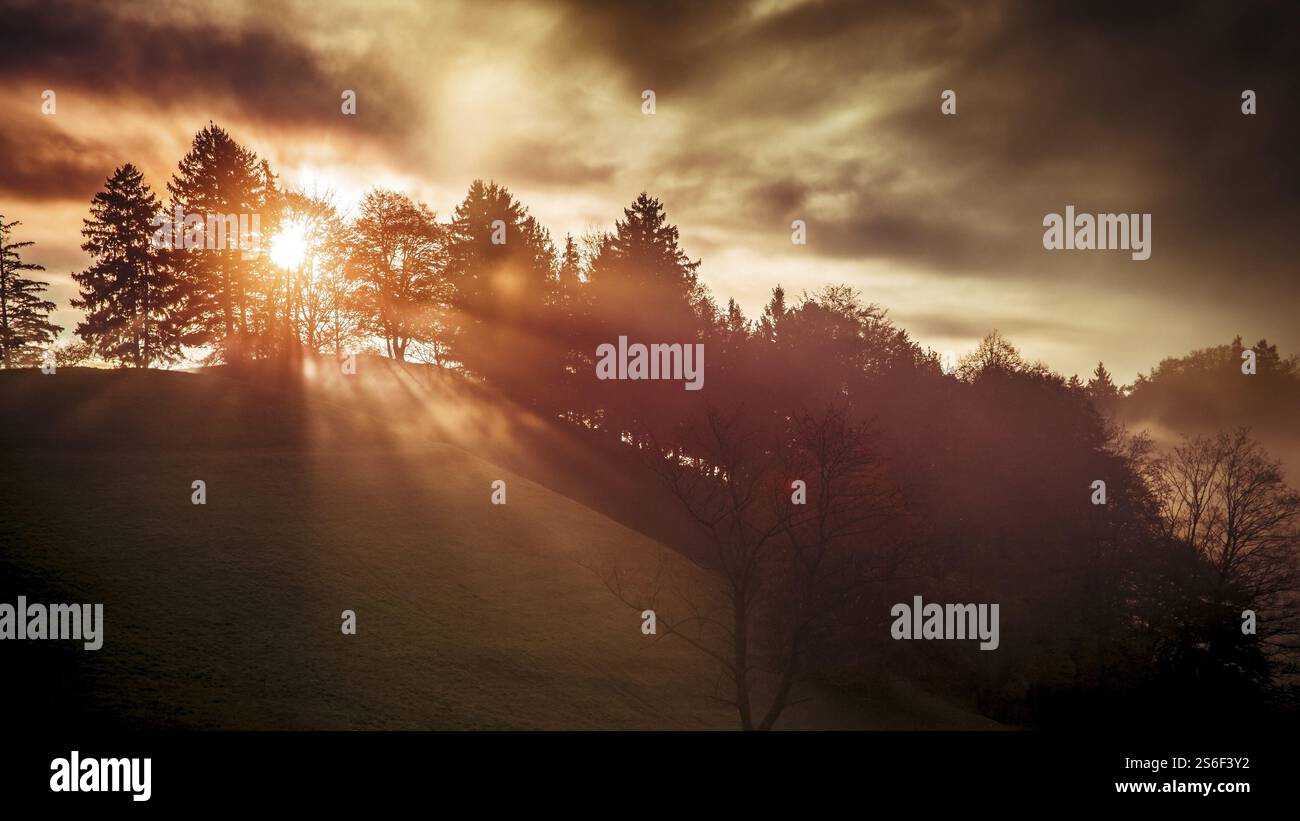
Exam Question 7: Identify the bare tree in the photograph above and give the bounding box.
[347,189,448,363]
[1151,428,1300,661]
[590,404,902,729]
[1151,432,1226,557]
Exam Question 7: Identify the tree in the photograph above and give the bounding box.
[1151,428,1300,672]
[756,285,787,344]
[274,192,359,358]
[347,189,447,363]
[593,405,901,730]
[166,123,274,362]
[957,330,1043,381]
[72,164,181,367]
[0,216,62,368]
[444,180,558,398]
[1086,362,1121,410]
[585,192,709,344]
[577,193,715,436]
[53,340,94,368]
[554,233,584,316]
[549,233,596,415]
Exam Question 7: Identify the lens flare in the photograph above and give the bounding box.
[270,220,309,269]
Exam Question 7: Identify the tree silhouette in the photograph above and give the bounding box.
[577,193,714,437]
[594,405,902,730]
[72,164,181,367]
[586,192,708,342]
[166,123,275,362]
[347,189,447,363]
[444,180,558,401]
[1143,428,1300,705]
[1152,429,1300,622]
[0,216,61,368]
[275,192,359,358]
[554,234,584,319]
[1086,361,1121,414]
[957,329,1045,382]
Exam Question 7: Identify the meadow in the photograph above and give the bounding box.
[0,367,997,730]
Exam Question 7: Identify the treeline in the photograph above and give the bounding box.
[1122,336,1300,433]
[1,124,726,408]
[611,325,1300,728]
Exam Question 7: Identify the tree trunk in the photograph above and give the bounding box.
[733,591,754,730]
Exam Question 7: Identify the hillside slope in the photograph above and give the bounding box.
[0,368,998,730]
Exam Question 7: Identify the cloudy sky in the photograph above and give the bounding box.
[2,0,1296,380]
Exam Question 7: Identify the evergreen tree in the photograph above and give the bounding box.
[586,192,709,343]
[575,194,715,438]
[1087,361,1121,405]
[723,298,748,338]
[555,234,583,315]
[446,180,555,331]
[0,216,62,368]
[756,284,787,344]
[72,164,180,367]
[247,158,287,358]
[166,123,272,362]
[444,180,557,394]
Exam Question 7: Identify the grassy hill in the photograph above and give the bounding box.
[0,366,999,730]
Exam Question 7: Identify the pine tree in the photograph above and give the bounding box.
[757,284,787,344]
[72,164,180,367]
[1087,361,1121,403]
[724,298,748,335]
[446,180,555,328]
[586,192,707,340]
[444,180,556,384]
[166,123,271,362]
[247,158,286,358]
[0,216,62,368]
[555,234,583,314]
[552,233,588,353]
[576,194,714,438]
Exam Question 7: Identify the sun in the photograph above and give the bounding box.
[269,220,309,269]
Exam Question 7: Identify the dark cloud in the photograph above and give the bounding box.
[859,0,1300,290]
[547,0,1298,298]
[0,0,410,133]
[0,125,118,200]
[551,0,743,92]
[752,179,808,218]
[488,136,618,188]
